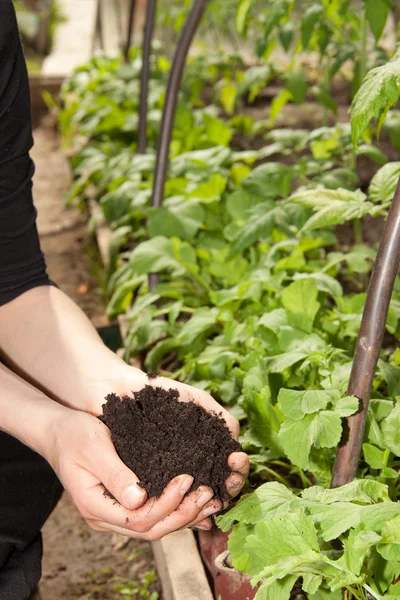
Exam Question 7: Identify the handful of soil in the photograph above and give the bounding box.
[100,385,242,501]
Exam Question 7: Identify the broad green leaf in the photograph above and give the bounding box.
[176,307,219,346]
[301,5,324,49]
[258,309,288,333]
[129,236,178,274]
[337,528,382,574]
[227,523,253,573]
[351,48,400,146]
[292,273,343,298]
[311,479,390,504]
[227,207,276,258]
[148,200,205,241]
[282,278,320,324]
[308,503,362,541]
[285,70,307,104]
[334,396,359,417]
[255,577,297,600]
[369,161,400,203]
[378,514,400,561]
[363,443,385,469]
[203,113,232,146]
[365,0,390,42]
[278,389,339,420]
[381,404,400,456]
[278,413,320,469]
[288,187,376,231]
[243,390,284,456]
[217,482,298,531]
[241,162,294,199]
[245,512,320,579]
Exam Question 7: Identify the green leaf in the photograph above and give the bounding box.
[309,479,390,504]
[243,389,284,456]
[269,89,293,126]
[378,514,400,561]
[255,577,297,600]
[278,389,339,420]
[351,48,400,146]
[307,502,362,541]
[235,0,252,34]
[278,411,342,470]
[148,200,205,241]
[203,113,232,146]
[288,187,376,231]
[217,482,298,531]
[301,5,324,49]
[282,278,320,328]
[365,0,390,42]
[285,70,307,104]
[129,236,178,275]
[362,443,385,469]
[227,205,276,258]
[176,307,219,346]
[241,162,294,199]
[369,161,400,203]
[381,404,400,456]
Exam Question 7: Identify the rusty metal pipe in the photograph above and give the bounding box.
[331,177,400,488]
[148,0,208,292]
[124,0,137,62]
[138,0,157,153]
[151,0,208,209]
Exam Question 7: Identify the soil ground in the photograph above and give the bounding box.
[32,115,160,600]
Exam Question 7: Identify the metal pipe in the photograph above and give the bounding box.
[148,0,208,291]
[331,178,400,488]
[124,0,137,62]
[138,0,157,154]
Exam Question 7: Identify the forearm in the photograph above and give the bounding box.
[0,361,68,457]
[0,286,140,413]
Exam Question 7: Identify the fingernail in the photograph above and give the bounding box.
[180,476,194,496]
[123,484,144,509]
[193,525,210,531]
[197,491,214,508]
[203,505,219,518]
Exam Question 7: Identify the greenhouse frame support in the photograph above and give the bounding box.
[331,177,400,488]
[149,0,208,291]
[138,0,157,154]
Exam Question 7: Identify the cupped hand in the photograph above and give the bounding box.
[47,409,230,540]
[86,365,250,529]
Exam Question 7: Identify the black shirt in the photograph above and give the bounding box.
[0,0,50,306]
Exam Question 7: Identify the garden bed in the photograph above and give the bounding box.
[58,3,400,596]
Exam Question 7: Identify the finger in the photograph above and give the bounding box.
[228,452,250,477]
[226,473,245,498]
[138,486,214,539]
[127,474,196,531]
[191,518,212,531]
[88,421,147,510]
[153,377,240,438]
[186,499,222,528]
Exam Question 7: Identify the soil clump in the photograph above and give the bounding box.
[100,385,241,501]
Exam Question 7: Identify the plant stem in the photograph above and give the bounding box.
[353,219,363,245]
[359,10,368,92]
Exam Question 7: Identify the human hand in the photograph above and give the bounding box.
[47,409,230,540]
[86,365,250,530]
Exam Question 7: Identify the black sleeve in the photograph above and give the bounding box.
[0,0,52,306]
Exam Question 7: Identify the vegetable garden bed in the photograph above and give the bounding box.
[58,1,400,598]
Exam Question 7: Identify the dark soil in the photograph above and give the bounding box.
[100,386,241,501]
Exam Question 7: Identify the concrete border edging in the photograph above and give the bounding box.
[88,201,215,600]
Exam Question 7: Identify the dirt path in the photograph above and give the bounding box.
[32,116,160,600]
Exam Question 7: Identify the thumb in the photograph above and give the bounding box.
[92,437,147,510]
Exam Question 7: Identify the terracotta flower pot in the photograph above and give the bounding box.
[214,550,258,600]
[198,528,258,600]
